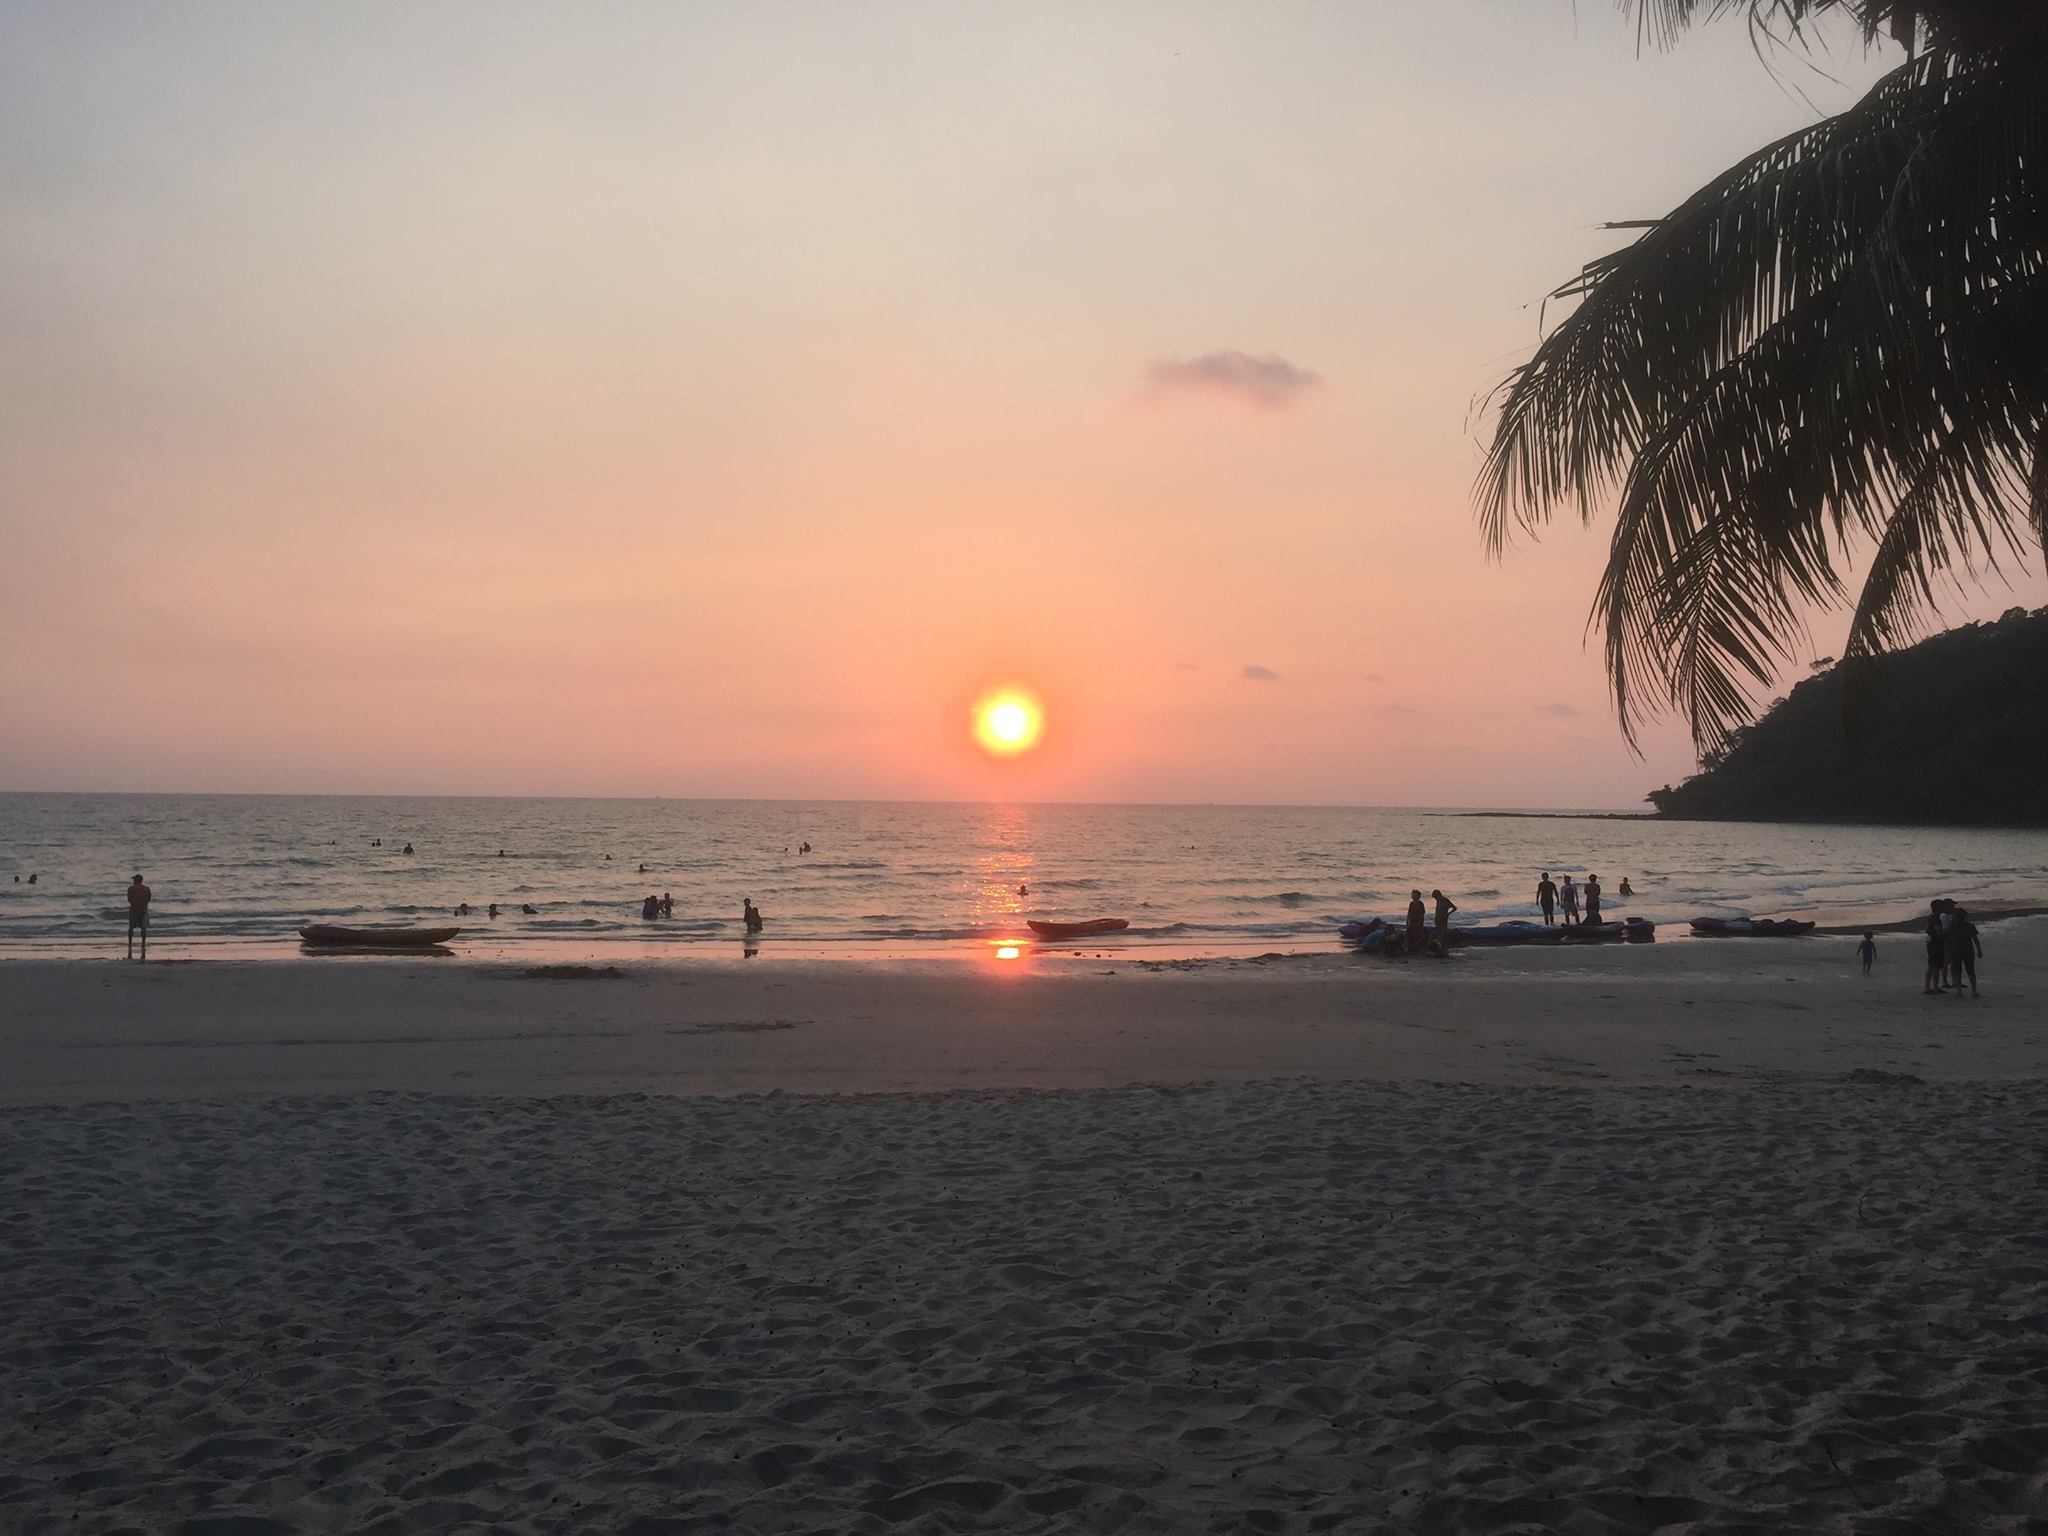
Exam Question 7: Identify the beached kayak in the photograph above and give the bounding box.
[1562,918,1658,943]
[1026,918,1129,940]
[1689,917,1815,938]
[1456,921,1568,946]
[299,925,461,947]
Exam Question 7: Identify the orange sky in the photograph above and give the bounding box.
[3,3,2039,806]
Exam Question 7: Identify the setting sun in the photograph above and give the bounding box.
[973,689,1044,757]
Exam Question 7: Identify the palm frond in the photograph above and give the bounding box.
[1478,44,2048,750]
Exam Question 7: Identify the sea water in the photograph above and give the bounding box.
[2,793,2045,957]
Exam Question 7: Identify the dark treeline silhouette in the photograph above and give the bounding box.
[1646,608,2048,825]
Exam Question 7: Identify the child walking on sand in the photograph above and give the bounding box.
[1857,931,1875,976]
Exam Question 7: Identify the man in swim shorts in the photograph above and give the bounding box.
[126,874,151,961]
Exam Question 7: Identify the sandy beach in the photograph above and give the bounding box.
[5,926,2047,1532]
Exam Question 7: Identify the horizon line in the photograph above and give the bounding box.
[0,787,1650,815]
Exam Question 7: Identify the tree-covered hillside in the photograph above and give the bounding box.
[1645,607,2048,825]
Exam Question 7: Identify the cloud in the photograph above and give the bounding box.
[1363,672,1386,684]
[1538,702,1579,718]
[1174,660,1200,671]
[1377,702,1422,716]
[1144,350,1322,411]
[1241,664,1281,682]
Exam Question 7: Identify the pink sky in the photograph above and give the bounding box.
[3,3,2038,807]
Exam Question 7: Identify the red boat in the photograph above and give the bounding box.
[1026,918,1130,940]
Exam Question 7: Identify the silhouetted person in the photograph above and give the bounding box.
[488,903,499,918]
[743,898,764,933]
[126,875,151,960]
[1536,872,1557,925]
[641,895,660,920]
[27,873,36,884]
[1405,890,1426,953]
[402,843,414,855]
[521,903,538,915]
[1432,889,1457,954]
[1948,906,1981,996]
[1858,931,1875,975]
[1018,884,1028,896]
[660,892,674,918]
[455,902,472,916]
[1923,901,1947,994]
[1618,877,1634,898]
[639,863,648,874]
[372,839,381,847]
[1584,875,1603,925]
[498,849,506,858]
[1560,875,1579,925]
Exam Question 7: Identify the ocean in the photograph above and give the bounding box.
[3,793,2045,958]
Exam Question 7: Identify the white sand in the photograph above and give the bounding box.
[3,926,2047,1532]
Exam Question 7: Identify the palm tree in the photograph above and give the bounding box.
[1478,1,2048,750]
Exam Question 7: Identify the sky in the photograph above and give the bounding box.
[3,1,2040,807]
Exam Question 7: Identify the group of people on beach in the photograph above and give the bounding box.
[1534,872,1630,926]
[1923,900,1983,997]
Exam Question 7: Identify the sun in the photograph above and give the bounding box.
[973,689,1043,757]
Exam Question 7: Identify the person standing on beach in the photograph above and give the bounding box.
[1923,903,1948,994]
[1405,890,1426,954]
[1584,875,1603,925]
[1858,931,1876,975]
[1948,907,1981,996]
[125,874,151,960]
[1431,889,1457,954]
[1560,875,1580,925]
[1537,873,1558,925]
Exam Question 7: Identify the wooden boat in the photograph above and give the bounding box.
[1026,918,1130,940]
[1689,917,1815,938]
[300,924,461,948]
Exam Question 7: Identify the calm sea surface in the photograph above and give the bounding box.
[3,794,2046,957]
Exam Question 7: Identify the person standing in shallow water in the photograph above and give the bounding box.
[1431,889,1457,955]
[125,874,151,961]
[1559,875,1580,925]
[1405,890,1426,953]
[1583,874,1603,926]
[1536,872,1558,925]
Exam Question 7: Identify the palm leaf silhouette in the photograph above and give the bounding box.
[1479,3,2048,749]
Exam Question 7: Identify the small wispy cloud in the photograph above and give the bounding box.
[1144,350,1322,412]
[1363,672,1386,684]
[1378,702,1422,717]
[1242,664,1281,682]
[1538,702,1579,718]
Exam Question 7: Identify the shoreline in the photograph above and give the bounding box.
[6,898,2044,966]
[5,916,2043,1106]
